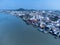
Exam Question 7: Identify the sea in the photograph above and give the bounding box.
[0,13,60,45]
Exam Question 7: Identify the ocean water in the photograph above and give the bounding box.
[0,13,60,45]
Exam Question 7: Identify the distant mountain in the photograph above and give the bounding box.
[16,8,26,11]
[16,8,36,11]
[27,9,36,11]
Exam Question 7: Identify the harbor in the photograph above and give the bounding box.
[1,0,60,45]
[1,9,60,38]
[0,11,60,45]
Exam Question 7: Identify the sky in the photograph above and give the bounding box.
[0,0,60,10]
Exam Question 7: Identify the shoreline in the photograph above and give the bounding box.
[1,10,60,39]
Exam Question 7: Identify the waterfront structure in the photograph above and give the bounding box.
[1,9,60,38]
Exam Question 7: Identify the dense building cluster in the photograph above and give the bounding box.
[20,10,60,38]
[1,9,60,38]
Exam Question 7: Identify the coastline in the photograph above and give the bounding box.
[0,9,60,39]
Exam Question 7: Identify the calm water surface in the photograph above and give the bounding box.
[0,13,60,45]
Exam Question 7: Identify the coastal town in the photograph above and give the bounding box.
[1,8,60,38]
